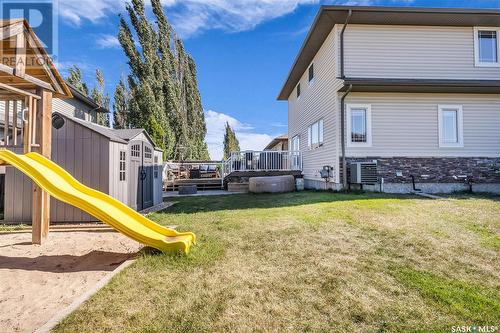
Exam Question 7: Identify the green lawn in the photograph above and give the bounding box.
[54,191,499,332]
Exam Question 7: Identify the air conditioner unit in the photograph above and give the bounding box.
[349,161,378,185]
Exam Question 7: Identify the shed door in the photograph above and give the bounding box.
[129,142,142,211]
[140,143,154,210]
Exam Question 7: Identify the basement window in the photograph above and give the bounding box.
[474,27,500,66]
[438,105,463,148]
[119,151,126,181]
[347,104,372,147]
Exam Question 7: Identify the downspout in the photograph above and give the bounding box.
[341,84,352,189]
[340,9,352,79]
[340,10,353,189]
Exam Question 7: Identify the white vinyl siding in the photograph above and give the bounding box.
[344,25,500,79]
[344,93,500,158]
[474,27,500,67]
[288,26,343,181]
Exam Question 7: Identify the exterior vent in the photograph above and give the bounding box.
[349,161,378,185]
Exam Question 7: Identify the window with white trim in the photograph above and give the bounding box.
[308,64,314,83]
[119,151,126,181]
[291,135,300,151]
[307,119,323,149]
[296,83,301,98]
[438,105,463,147]
[347,104,372,147]
[474,27,500,66]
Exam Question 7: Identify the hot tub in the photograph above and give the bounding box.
[249,175,295,193]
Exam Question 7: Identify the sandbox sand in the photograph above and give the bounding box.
[0,229,142,333]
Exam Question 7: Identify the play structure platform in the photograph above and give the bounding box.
[0,150,196,253]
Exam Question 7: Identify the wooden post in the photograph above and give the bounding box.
[32,88,52,245]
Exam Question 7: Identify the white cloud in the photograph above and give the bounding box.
[96,34,121,49]
[205,110,276,160]
[59,0,124,25]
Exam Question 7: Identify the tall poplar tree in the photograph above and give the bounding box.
[223,122,240,159]
[118,0,209,160]
[113,78,129,129]
[66,66,89,95]
[91,69,110,127]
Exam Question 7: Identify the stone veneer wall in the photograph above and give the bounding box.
[340,157,500,184]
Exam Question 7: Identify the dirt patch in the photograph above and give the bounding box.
[0,230,141,333]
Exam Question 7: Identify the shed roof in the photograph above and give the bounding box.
[277,6,500,100]
[55,112,127,143]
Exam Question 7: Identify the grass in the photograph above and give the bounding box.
[0,223,28,232]
[53,191,500,332]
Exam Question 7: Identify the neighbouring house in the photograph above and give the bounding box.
[278,6,500,193]
[264,134,289,151]
[1,85,163,223]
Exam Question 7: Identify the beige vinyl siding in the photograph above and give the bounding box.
[52,98,98,123]
[344,25,500,80]
[344,93,500,158]
[288,26,343,182]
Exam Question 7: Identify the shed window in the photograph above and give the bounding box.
[474,28,500,66]
[131,144,140,158]
[438,105,463,147]
[154,156,159,178]
[347,104,372,147]
[296,83,301,98]
[145,146,152,159]
[308,64,314,82]
[307,119,323,149]
[119,151,126,181]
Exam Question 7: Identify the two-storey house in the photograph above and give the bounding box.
[279,6,500,193]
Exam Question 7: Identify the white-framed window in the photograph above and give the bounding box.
[438,105,463,148]
[308,63,314,84]
[297,83,301,99]
[154,156,159,179]
[307,119,324,149]
[474,27,500,67]
[347,104,372,147]
[291,135,300,151]
[119,151,126,181]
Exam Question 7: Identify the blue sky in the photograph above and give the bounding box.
[21,0,500,159]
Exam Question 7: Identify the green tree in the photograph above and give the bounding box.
[66,66,89,95]
[118,0,209,160]
[91,69,110,127]
[113,78,129,129]
[223,122,240,159]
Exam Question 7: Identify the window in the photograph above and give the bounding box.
[144,146,152,159]
[308,64,314,83]
[296,83,301,98]
[347,104,372,147]
[119,151,126,181]
[131,144,140,158]
[307,119,324,149]
[154,156,159,178]
[438,105,463,147]
[474,27,500,66]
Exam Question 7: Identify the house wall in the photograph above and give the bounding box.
[109,141,129,205]
[52,98,98,123]
[343,93,500,158]
[3,118,110,223]
[343,25,500,80]
[288,25,343,183]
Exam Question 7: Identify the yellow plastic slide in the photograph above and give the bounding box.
[0,150,196,253]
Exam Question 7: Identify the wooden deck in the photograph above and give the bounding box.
[164,178,223,191]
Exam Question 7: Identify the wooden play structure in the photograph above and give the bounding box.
[0,19,72,244]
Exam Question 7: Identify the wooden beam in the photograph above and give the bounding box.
[32,88,52,244]
[0,22,23,41]
[4,100,9,145]
[14,32,26,77]
[0,81,41,99]
[0,63,53,92]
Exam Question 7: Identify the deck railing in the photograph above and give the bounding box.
[223,150,302,174]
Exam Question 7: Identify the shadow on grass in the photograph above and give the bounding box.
[160,190,421,215]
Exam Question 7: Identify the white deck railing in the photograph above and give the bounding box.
[223,150,302,174]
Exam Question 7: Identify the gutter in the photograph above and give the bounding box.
[340,84,352,189]
[339,9,352,79]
